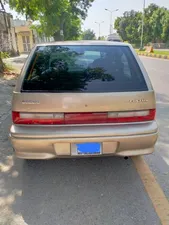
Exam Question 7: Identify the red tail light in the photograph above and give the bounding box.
[12,112,64,125]
[12,109,156,125]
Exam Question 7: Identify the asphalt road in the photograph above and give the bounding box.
[0,56,169,225]
[142,57,169,201]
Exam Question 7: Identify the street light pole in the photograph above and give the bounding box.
[110,11,113,34]
[105,9,119,34]
[140,0,146,49]
[95,21,104,39]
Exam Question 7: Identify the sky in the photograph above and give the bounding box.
[4,0,169,37]
[83,0,169,37]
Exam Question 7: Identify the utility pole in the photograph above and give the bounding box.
[105,9,119,34]
[140,0,146,50]
[95,21,104,39]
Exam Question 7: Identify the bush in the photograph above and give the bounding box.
[1,52,10,59]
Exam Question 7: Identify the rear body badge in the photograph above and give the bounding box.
[22,100,40,105]
[129,99,148,103]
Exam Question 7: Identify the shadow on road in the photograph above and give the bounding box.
[0,156,160,225]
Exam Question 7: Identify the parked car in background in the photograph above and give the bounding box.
[107,33,122,42]
[10,41,158,159]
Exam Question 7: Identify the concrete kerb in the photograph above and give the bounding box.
[137,52,169,60]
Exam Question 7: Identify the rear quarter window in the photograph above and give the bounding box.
[22,45,148,93]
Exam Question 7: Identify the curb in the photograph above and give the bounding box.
[138,52,169,60]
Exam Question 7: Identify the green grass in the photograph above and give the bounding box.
[135,49,143,53]
[4,63,15,71]
[153,50,169,56]
[135,49,169,56]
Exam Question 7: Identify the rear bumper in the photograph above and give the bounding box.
[10,122,158,159]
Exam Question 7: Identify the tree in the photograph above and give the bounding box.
[149,7,168,42]
[161,11,169,43]
[0,54,4,74]
[114,3,169,46]
[63,16,81,41]
[0,0,7,73]
[81,29,96,40]
[114,10,142,45]
[98,36,106,40]
[5,0,94,41]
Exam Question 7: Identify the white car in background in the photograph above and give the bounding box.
[107,33,122,42]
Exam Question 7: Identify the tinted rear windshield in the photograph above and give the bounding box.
[22,45,148,92]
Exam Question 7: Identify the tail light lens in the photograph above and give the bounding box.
[12,109,156,125]
[107,109,156,123]
[12,112,64,125]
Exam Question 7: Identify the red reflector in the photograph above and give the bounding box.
[12,109,156,125]
[12,111,20,124]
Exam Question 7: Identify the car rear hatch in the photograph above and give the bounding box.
[12,91,155,125]
[12,44,156,126]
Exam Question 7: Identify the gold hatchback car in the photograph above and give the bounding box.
[10,41,158,159]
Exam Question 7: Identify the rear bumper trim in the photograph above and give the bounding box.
[10,121,158,139]
[10,132,158,159]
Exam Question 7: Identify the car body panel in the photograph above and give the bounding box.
[10,121,158,139]
[12,91,155,113]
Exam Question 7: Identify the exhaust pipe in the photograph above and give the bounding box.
[124,156,129,160]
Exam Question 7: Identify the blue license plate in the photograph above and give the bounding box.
[76,143,101,155]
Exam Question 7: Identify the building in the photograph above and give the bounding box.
[33,29,53,44]
[14,20,34,53]
[0,11,18,54]
[0,9,54,55]
[13,20,54,53]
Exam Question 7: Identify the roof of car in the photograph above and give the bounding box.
[36,40,130,47]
